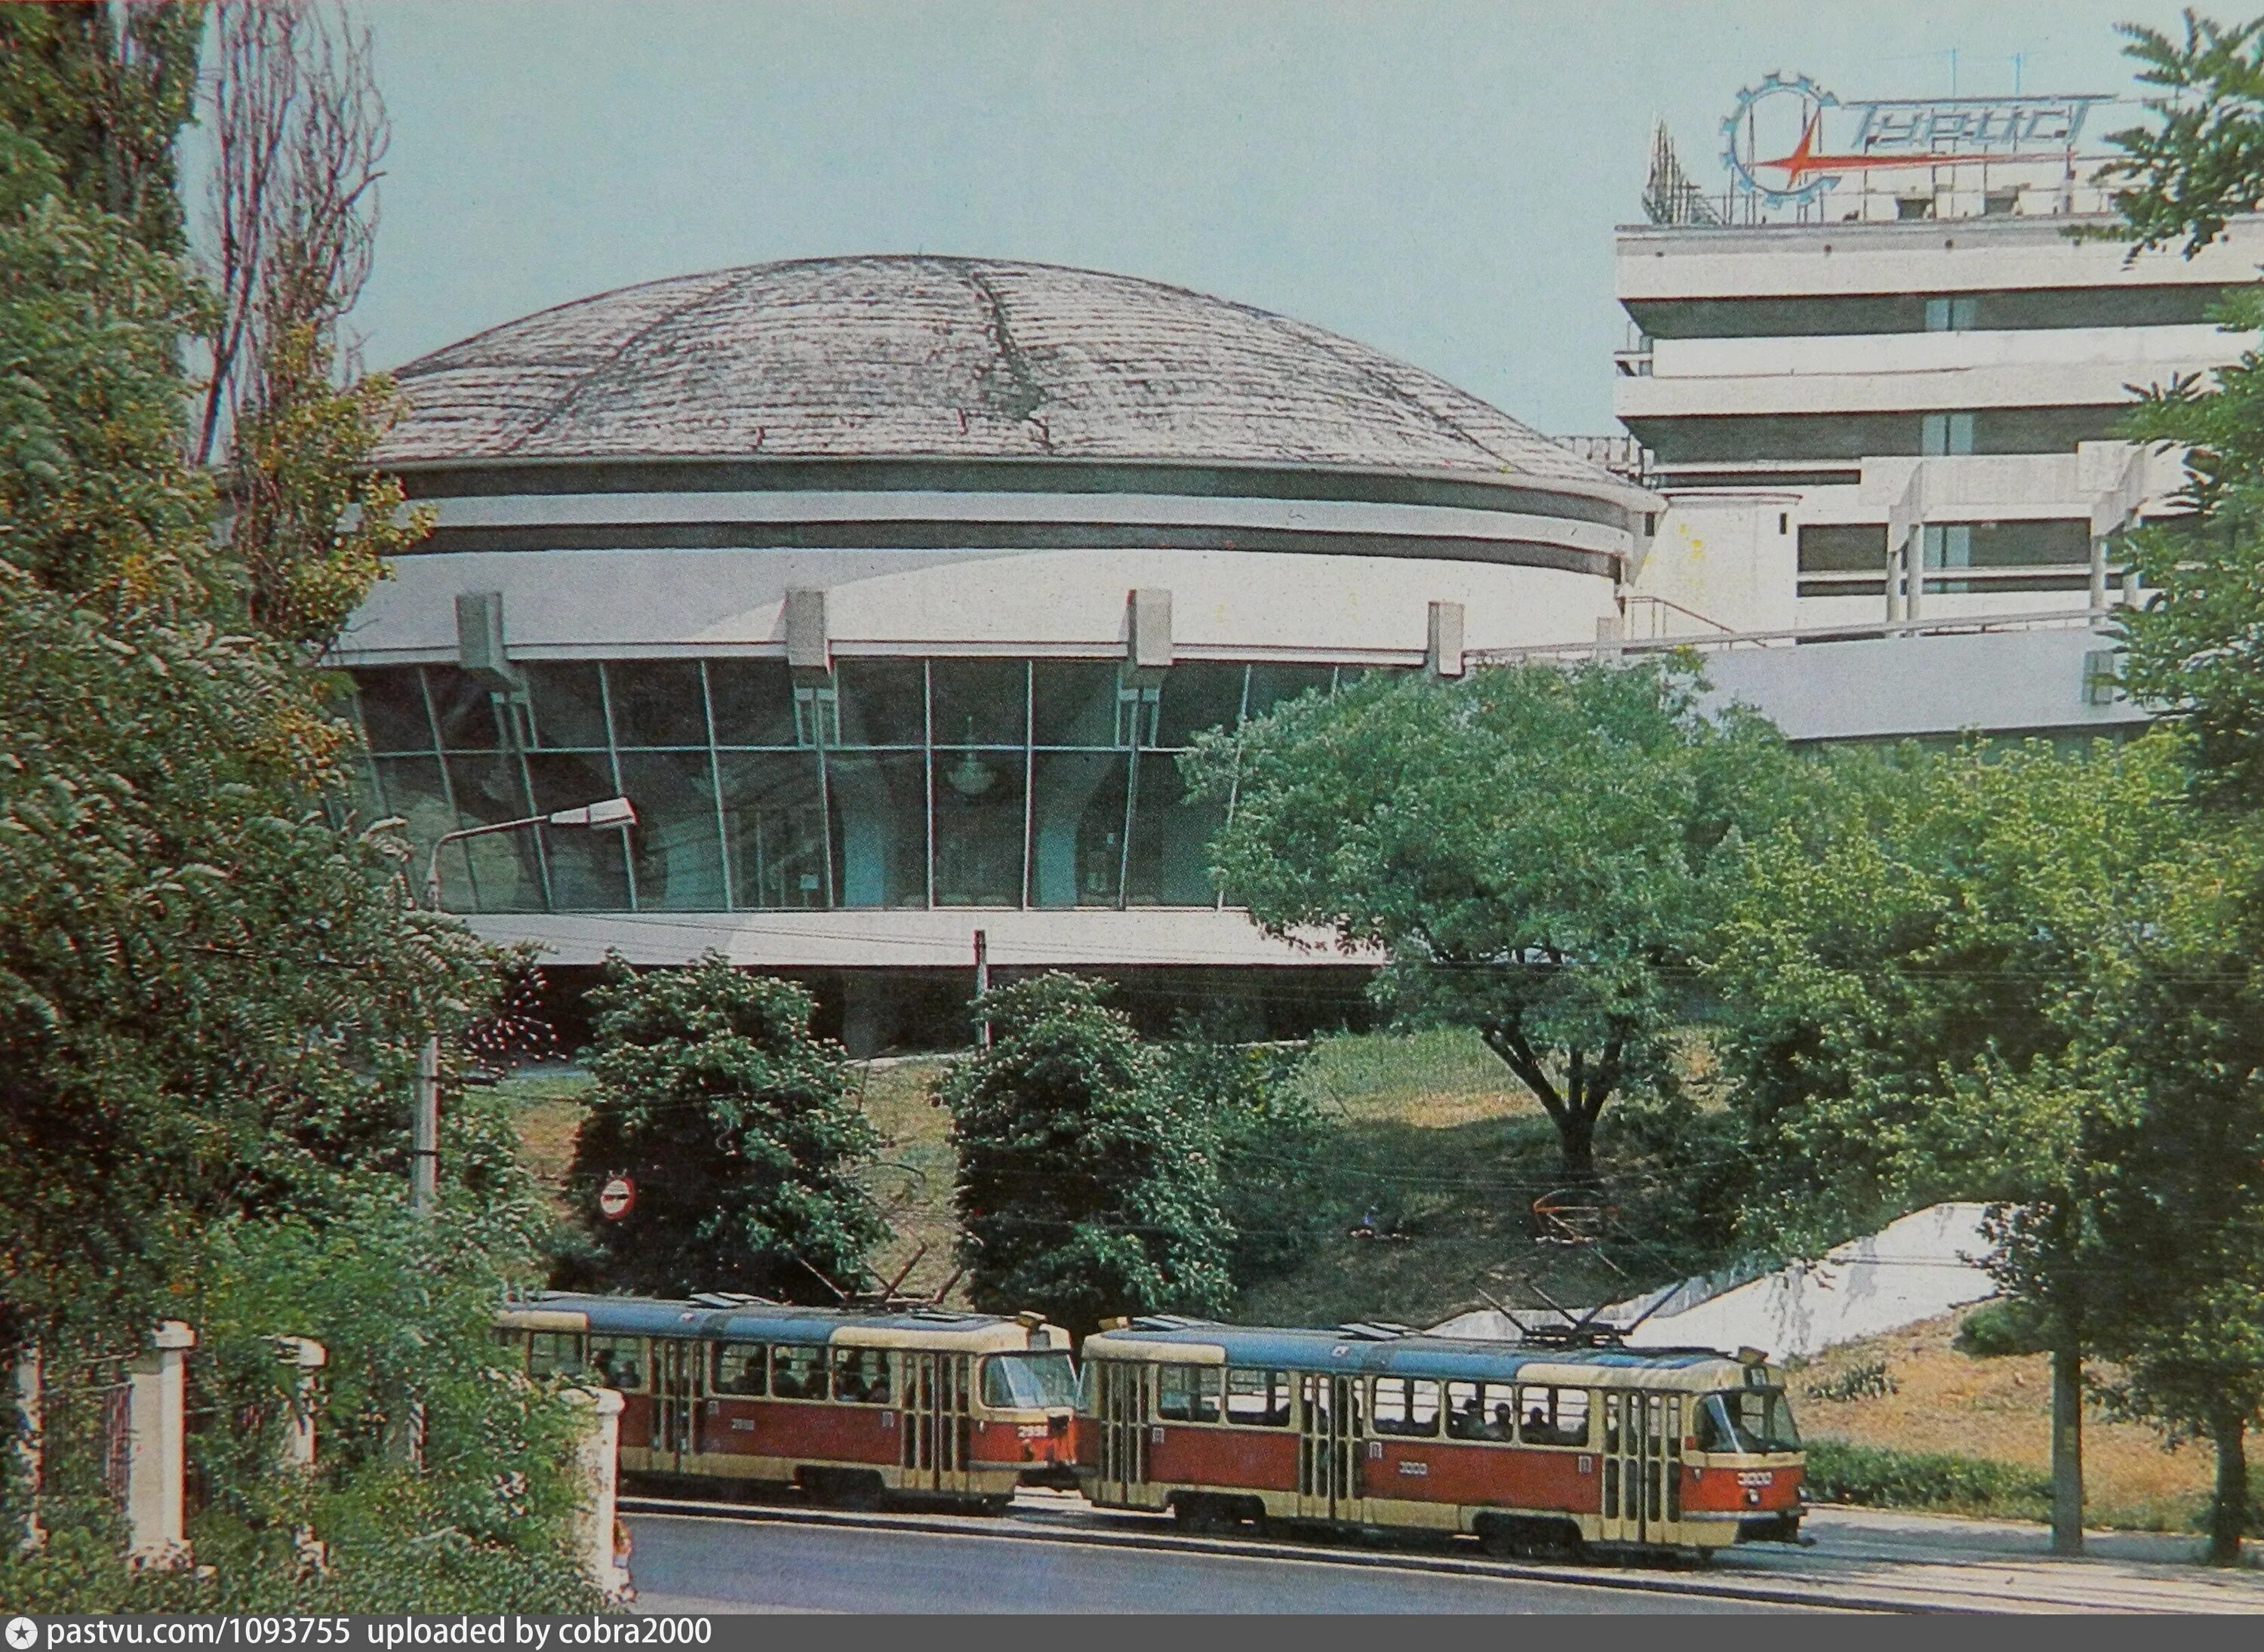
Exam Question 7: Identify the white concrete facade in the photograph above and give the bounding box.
[1613,211,2264,637]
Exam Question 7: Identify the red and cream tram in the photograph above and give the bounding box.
[1078,1317,1804,1556]
[499,1293,1077,1509]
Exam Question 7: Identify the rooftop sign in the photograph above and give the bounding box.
[1723,72,2115,209]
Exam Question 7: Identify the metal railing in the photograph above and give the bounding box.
[1470,606,2114,666]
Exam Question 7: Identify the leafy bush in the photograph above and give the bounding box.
[1801,1439,2050,1518]
[937,974,1233,1335]
[1953,1297,2055,1358]
[568,952,885,1300]
[1804,1359,1898,1402]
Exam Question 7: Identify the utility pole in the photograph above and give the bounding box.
[2051,1341,2084,1555]
[974,928,991,1049]
[411,1026,441,1216]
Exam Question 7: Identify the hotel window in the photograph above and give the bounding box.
[1921,411,1976,456]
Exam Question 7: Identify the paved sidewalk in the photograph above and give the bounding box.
[1718,1504,2264,1613]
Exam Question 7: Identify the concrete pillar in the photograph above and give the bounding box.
[1593,612,1623,662]
[1427,601,1466,678]
[1127,588,1174,670]
[274,1337,327,1472]
[784,588,831,672]
[126,1321,195,1569]
[565,1386,632,1601]
[839,971,892,1060]
[11,1346,43,1554]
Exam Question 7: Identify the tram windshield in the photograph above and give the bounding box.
[982,1351,1078,1410]
[1695,1389,1801,1454]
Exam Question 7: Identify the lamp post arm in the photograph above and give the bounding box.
[422,814,550,911]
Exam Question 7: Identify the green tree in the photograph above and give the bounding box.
[0,0,489,1340]
[2095,12,2264,805]
[1187,657,1795,1180]
[2076,825,2264,1564]
[937,974,1234,1335]
[568,954,887,1301]
[0,8,598,1604]
[1710,733,2195,1555]
[0,3,201,257]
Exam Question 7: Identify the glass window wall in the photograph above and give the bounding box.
[349,657,1397,916]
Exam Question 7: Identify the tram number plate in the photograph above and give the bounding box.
[1738,1470,1775,1487]
[1397,1460,1429,1477]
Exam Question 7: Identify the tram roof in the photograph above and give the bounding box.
[510,1291,1041,1346]
[1086,1318,1744,1380]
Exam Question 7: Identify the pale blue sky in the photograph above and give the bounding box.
[347,0,2201,435]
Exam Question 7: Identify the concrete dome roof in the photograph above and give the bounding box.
[375,254,1616,492]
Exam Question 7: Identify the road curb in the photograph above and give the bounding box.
[619,1495,1989,1614]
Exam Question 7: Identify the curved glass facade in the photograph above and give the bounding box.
[349,657,1389,915]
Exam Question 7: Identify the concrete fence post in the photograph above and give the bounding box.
[274,1337,330,1575]
[564,1386,632,1601]
[126,1321,195,1569]
[273,1337,328,1472]
[11,1345,44,1555]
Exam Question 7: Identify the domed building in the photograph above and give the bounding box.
[340,255,1655,1047]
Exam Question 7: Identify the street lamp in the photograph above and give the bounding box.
[411,796,637,1213]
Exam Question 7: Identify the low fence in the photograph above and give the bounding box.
[8,1323,627,1597]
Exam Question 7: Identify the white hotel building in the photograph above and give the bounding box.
[1614,80,2262,640]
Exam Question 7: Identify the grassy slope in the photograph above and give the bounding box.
[1794,1309,2218,1531]
[1235,1029,1643,1327]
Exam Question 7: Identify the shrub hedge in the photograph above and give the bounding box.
[1801,1439,2052,1519]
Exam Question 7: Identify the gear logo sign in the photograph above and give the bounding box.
[1722,72,1838,209]
[7,1617,38,1650]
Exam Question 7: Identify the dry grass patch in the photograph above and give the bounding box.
[851,1056,967,1305]
[492,1069,593,1213]
[1794,1309,2218,1530]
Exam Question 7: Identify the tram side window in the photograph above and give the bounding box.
[1371,1377,1441,1437]
[1157,1365,1223,1423]
[585,1336,644,1391]
[771,1345,827,1400]
[1517,1386,1591,1447]
[525,1332,583,1379]
[832,1347,893,1405]
[1224,1368,1289,1426]
[711,1342,767,1397]
[1444,1380,1517,1442]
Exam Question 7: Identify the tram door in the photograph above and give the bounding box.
[1094,1361,1148,1506]
[1599,1389,1672,1544]
[899,1352,972,1494]
[652,1340,699,1473]
[1296,1373,1363,1522]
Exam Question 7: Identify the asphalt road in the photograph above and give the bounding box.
[624,1512,1823,1614]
